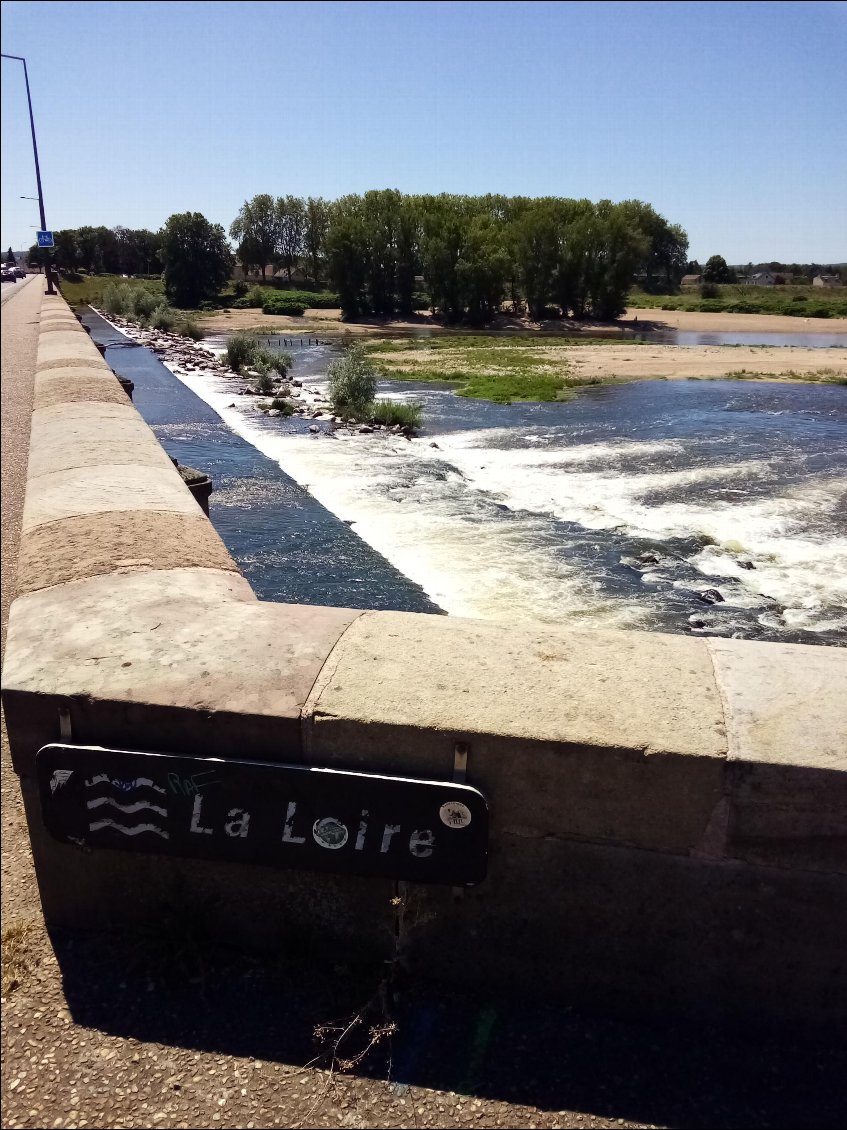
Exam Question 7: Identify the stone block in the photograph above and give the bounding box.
[28,404,175,478]
[3,575,360,774]
[34,370,127,408]
[22,464,201,531]
[304,612,728,855]
[708,638,847,872]
[16,511,240,594]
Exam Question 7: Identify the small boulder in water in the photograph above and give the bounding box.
[697,588,725,605]
[308,424,319,433]
[739,560,755,570]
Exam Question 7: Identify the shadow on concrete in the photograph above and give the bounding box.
[52,926,845,1130]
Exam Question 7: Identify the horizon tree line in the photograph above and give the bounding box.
[27,193,690,321]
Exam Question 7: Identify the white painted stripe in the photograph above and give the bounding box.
[86,797,168,817]
[88,819,169,839]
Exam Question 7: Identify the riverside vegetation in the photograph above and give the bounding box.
[328,344,422,430]
[99,281,205,340]
[364,337,606,403]
[628,283,847,318]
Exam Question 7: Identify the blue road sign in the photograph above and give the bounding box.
[37,230,54,248]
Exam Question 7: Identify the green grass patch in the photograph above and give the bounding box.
[364,335,608,403]
[368,400,423,427]
[364,334,621,354]
[60,273,165,308]
[628,285,847,318]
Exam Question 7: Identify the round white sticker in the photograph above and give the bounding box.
[312,817,349,850]
[439,801,472,829]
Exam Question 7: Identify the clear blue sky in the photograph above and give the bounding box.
[2,0,845,263]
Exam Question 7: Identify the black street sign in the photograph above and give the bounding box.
[36,744,488,885]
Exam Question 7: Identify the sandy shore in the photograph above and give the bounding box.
[371,340,846,384]
[201,305,847,339]
[626,306,847,335]
[564,343,845,381]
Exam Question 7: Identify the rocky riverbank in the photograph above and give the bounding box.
[90,312,417,438]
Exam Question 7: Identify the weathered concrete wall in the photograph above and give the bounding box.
[3,291,846,1024]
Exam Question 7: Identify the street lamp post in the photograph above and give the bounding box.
[2,53,55,294]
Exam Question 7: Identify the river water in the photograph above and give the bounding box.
[90,313,847,646]
[84,312,439,614]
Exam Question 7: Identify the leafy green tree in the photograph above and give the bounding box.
[159,212,233,307]
[703,255,734,283]
[6,247,16,267]
[325,207,370,318]
[456,214,509,325]
[513,201,562,320]
[51,230,80,271]
[303,197,330,285]
[276,195,306,283]
[230,194,281,281]
[327,343,377,417]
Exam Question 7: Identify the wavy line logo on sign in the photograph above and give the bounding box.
[83,772,170,840]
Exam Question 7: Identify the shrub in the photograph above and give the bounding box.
[246,285,267,306]
[368,400,422,428]
[231,296,254,309]
[411,291,430,310]
[100,283,125,315]
[226,332,292,376]
[327,344,377,418]
[254,345,292,376]
[270,397,295,415]
[226,331,261,372]
[232,279,248,298]
[131,287,162,321]
[254,370,275,394]
[149,303,176,331]
[262,295,306,316]
[178,318,205,341]
[699,282,720,299]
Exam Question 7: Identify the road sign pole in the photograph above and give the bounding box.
[1,53,55,294]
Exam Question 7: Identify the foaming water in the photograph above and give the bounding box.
[97,318,847,645]
[155,335,847,644]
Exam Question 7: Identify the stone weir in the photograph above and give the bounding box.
[3,289,846,1025]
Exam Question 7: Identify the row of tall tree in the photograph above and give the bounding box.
[28,225,163,277]
[33,192,688,321]
[229,194,329,285]
[231,190,688,323]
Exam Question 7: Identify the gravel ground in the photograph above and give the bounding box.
[2,282,845,1130]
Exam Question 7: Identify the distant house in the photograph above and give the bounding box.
[747,270,777,287]
[680,274,702,287]
[812,274,843,288]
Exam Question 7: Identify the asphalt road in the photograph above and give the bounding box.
[1,282,844,1130]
